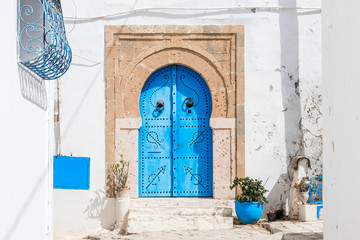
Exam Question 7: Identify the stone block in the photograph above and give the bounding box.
[105,77,115,100]
[203,25,221,33]
[298,204,323,222]
[119,40,136,60]
[212,53,230,62]
[207,40,230,54]
[282,232,323,240]
[236,104,245,136]
[126,199,234,233]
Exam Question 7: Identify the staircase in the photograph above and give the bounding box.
[126,198,234,233]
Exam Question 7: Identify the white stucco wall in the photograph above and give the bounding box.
[0,1,53,240]
[56,0,322,238]
[323,1,360,239]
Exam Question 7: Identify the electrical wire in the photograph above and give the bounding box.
[63,6,321,21]
[65,5,321,65]
[71,54,102,67]
[67,0,77,33]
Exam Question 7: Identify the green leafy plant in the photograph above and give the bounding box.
[230,177,269,204]
[111,154,129,192]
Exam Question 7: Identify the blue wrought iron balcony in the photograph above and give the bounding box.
[18,0,72,80]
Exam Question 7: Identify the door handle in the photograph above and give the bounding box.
[184,97,193,108]
[156,100,164,112]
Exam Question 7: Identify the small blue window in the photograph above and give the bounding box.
[53,156,90,190]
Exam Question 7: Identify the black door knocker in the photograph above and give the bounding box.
[156,100,164,112]
[184,97,193,113]
[184,97,193,108]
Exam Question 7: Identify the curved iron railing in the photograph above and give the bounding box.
[18,0,71,80]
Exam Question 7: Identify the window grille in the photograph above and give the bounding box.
[18,0,71,80]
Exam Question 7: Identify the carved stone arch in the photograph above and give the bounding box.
[105,26,245,198]
[118,46,230,119]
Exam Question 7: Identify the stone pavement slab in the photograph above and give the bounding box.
[86,225,282,240]
[262,220,323,234]
[262,220,323,240]
[282,232,323,240]
[85,220,323,240]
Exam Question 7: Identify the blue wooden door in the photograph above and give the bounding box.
[139,65,212,197]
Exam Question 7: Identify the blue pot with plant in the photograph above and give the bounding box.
[230,177,268,224]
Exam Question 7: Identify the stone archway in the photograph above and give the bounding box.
[105,25,244,199]
[119,47,229,118]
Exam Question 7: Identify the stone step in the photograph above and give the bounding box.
[130,198,234,208]
[127,214,233,233]
[129,206,232,217]
[125,198,235,233]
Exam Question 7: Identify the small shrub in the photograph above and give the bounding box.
[230,177,269,204]
[111,154,129,191]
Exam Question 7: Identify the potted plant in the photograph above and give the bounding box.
[294,176,310,204]
[230,177,269,224]
[112,154,130,197]
[111,154,130,232]
[267,208,277,222]
[275,204,284,220]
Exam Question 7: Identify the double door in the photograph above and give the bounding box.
[139,65,212,197]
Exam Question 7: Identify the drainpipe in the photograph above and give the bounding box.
[54,79,61,155]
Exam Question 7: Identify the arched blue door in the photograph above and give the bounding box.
[139,65,212,197]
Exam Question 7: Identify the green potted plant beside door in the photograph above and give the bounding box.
[230,177,268,224]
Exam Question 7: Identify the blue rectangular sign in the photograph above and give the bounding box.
[53,156,90,190]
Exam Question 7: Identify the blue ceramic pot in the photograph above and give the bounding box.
[235,201,263,224]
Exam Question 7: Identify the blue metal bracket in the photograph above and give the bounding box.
[18,0,72,80]
[317,205,323,219]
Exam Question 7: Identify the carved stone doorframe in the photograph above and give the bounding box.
[105,25,245,198]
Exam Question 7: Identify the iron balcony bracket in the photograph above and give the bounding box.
[18,0,72,80]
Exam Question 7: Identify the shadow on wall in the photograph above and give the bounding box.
[18,63,47,110]
[264,173,290,216]
[277,0,302,210]
[83,189,116,229]
[1,168,48,240]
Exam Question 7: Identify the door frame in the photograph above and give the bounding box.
[106,25,244,199]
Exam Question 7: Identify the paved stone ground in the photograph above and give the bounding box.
[86,225,282,240]
[84,220,323,240]
[262,221,323,240]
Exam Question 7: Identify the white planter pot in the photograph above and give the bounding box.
[116,188,130,233]
[300,191,309,205]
